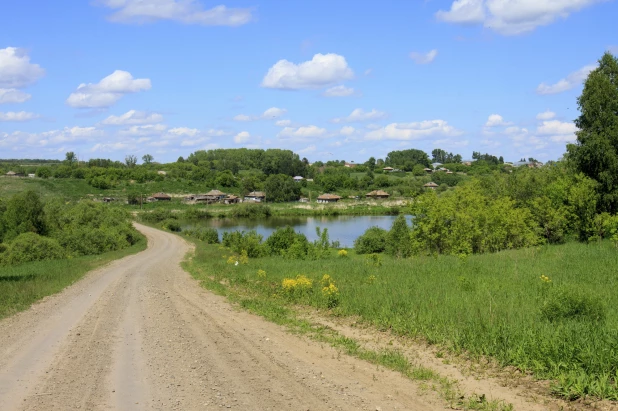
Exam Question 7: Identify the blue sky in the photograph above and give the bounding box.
[0,0,617,163]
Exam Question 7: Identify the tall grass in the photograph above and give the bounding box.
[186,239,618,401]
[0,236,146,319]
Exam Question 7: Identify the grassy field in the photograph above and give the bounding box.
[0,235,146,319]
[184,238,618,401]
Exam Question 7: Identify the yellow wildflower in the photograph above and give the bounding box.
[337,249,348,258]
[257,269,267,279]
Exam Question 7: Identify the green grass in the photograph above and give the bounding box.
[0,235,146,319]
[184,239,618,402]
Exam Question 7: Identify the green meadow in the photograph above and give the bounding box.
[185,238,618,401]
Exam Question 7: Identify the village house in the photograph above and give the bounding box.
[344,161,357,168]
[148,192,172,202]
[299,197,309,203]
[366,190,390,199]
[424,168,433,173]
[317,194,341,203]
[204,190,227,202]
[293,176,304,182]
[223,195,240,205]
[5,171,25,177]
[382,166,394,172]
[423,182,439,190]
[244,191,266,203]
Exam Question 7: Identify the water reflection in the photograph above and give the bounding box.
[184,215,412,248]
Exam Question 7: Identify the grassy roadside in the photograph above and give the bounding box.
[180,235,618,405]
[0,234,146,319]
[182,238,517,410]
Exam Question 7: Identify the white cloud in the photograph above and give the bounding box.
[323,85,356,97]
[332,108,386,123]
[297,144,317,154]
[0,111,39,122]
[168,127,201,137]
[485,114,512,127]
[91,142,130,153]
[278,125,327,140]
[0,47,45,89]
[233,131,251,144]
[340,126,355,135]
[100,109,163,125]
[99,0,253,27]
[536,64,596,95]
[437,0,602,35]
[536,110,556,120]
[0,88,31,104]
[275,119,291,127]
[119,124,167,137]
[66,70,152,108]
[409,49,438,64]
[366,123,382,130]
[233,107,287,121]
[436,0,486,24]
[42,127,104,144]
[364,120,463,141]
[537,120,578,142]
[261,53,354,90]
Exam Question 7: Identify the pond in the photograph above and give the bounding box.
[183,215,412,248]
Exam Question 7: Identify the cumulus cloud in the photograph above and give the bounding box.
[0,88,31,104]
[275,119,291,127]
[233,107,287,121]
[0,47,45,89]
[340,126,355,136]
[409,49,438,64]
[536,120,579,142]
[437,0,602,35]
[0,111,40,122]
[322,85,356,97]
[119,124,167,137]
[66,70,152,108]
[261,53,354,90]
[536,64,596,95]
[485,114,512,127]
[100,109,163,125]
[233,131,251,144]
[332,108,386,123]
[536,110,556,120]
[278,125,327,140]
[364,120,463,141]
[297,144,317,154]
[98,0,253,27]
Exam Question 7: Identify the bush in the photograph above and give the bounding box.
[265,226,307,256]
[0,232,65,265]
[181,208,213,220]
[222,230,267,257]
[386,215,413,258]
[230,203,272,219]
[354,226,388,254]
[184,227,219,243]
[541,287,606,323]
[161,219,181,232]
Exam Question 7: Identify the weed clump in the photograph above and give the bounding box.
[541,286,606,323]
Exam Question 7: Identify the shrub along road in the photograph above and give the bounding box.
[0,223,441,410]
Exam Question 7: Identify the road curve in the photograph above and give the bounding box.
[0,223,436,410]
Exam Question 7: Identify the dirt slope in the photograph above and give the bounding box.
[0,223,440,410]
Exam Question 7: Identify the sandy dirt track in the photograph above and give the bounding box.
[0,223,439,410]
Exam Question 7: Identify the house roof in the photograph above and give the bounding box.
[151,192,171,199]
[293,176,304,179]
[382,166,394,170]
[5,171,16,175]
[366,190,389,197]
[226,195,239,200]
[205,189,226,196]
[246,191,265,197]
[424,182,439,187]
[317,193,341,200]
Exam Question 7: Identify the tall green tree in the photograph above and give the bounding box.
[568,52,618,213]
[65,151,77,166]
[264,174,301,203]
[125,155,138,168]
[2,191,47,241]
[142,154,154,164]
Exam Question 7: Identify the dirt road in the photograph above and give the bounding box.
[0,223,439,410]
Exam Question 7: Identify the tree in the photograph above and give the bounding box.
[365,157,376,171]
[386,215,412,258]
[142,154,154,164]
[568,52,618,212]
[264,174,301,203]
[125,155,138,168]
[2,191,47,241]
[65,152,77,166]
